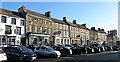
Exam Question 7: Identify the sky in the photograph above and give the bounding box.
[0,2,118,33]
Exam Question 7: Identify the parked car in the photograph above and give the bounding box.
[48,44,73,56]
[83,45,94,54]
[2,45,37,62]
[64,44,74,48]
[89,46,101,53]
[27,44,40,51]
[58,44,73,55]
[34,46,61,58]
[103,45,113,51]
[97,46,105,52]
[71,46,86,54]
[0,48,7,62]
[92,44,105,52]
[53,46,70,57]
[112,46,119,51]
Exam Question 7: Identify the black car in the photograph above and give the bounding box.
[27,44,40,51]
[2,45,37,62]
[50,44,72,56]
[103,45,113,51]
[89,46,101,53]
[97,46,105,52]
[72,46,85,54]
[83,46,94,54]
[112,46,119,51]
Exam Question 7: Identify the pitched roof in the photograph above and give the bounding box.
[0,8,24,18]
[51,18,66,24]
[76,24,90,30]
[26,9,50,19]
[67,22,79,27]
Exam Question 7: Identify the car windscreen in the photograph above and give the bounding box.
[19,46,33,52]
[47,47,54,52]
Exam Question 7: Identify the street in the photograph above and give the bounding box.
[33,51,120,62]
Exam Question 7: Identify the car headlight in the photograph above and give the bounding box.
[23,54,28,56]
[92,49,94,52]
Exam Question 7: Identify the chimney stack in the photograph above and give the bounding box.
[82,24,86,27]
[63,17,67,22]
[73,20,76,24]
[45,11,51,17]
[91,27,95,30]
[98,28,101,31]
[101,29,104,31]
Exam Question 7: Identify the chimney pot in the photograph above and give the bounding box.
[63,17,67,22]
[91,27,95,30]
[73,20,76,24]
[98,28,101,31]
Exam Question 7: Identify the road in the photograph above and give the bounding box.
[33,51,120,62]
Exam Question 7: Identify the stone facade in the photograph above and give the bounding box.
[0,6,108,46]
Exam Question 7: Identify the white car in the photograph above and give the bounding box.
[0,49,7,62]
[34,46,61,58]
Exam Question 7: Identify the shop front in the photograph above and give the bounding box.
[71,37,81,44]
[28,33,50,46]
[0,35,24,47]
[62,37,70,45]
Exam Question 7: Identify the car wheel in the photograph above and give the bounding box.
[35,52,39,58]
[49,54,55,58]
[18,57,23,62]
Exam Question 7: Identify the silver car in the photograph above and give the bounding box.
[34,46,61,58]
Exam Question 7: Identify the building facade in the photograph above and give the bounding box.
[18,6,54,46]
[97,28,107,44]
[89,27,107,45]
[52,17,70,45]
[0,8,25,47]
[0,6,109,46]
[107,30,118,46]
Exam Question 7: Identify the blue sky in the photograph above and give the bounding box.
[0,2,118,32]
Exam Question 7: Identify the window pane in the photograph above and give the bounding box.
[11,18,16,24]
[16,27,21,35]
[20,20,24,26]
[1,16,6,23]
[5,25,12,34]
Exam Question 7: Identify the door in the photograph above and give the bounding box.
[8,48,20,60]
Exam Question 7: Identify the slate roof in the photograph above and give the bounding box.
[26,9,50,19]
[51,18,66,24]
[0,8,24,18]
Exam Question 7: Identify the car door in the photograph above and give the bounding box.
[4,47,19,60]
[8,47,20,60]
[35,47,43,56]
[41,47,49,56]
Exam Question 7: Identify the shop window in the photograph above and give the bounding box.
[1,16,6,23]
[2,37,6,45]
[11,18,16,25]
[5,25,12,34]
[11,38,15,45]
